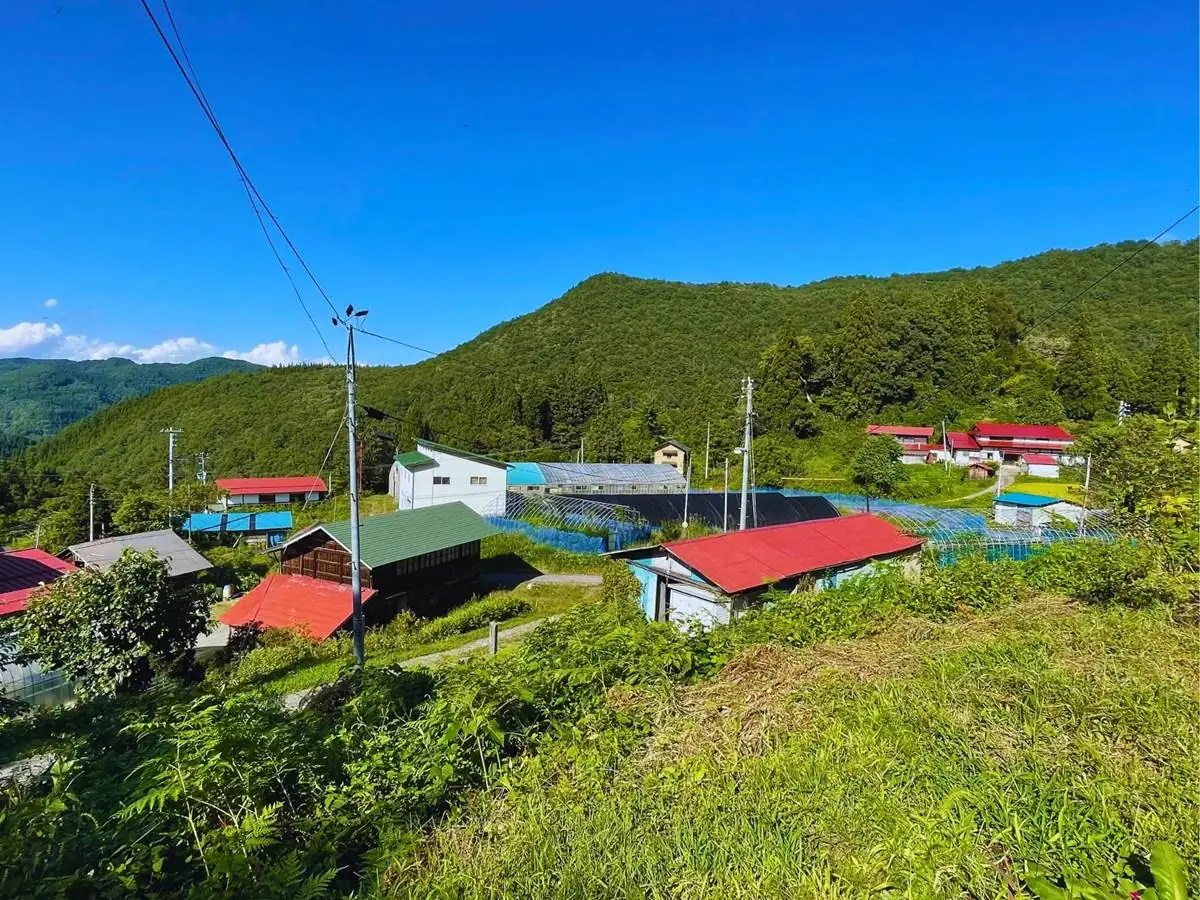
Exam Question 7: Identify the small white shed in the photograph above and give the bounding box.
[388,440,508,516]
[1022,454,1061,479]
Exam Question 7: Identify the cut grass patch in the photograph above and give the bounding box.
[393,598,1200,899]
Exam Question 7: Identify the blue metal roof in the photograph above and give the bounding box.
[506,462,547,486]
[994,492,1060,508]
[182,511,294,533]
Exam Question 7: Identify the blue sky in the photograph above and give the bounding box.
[1,0,1195,365]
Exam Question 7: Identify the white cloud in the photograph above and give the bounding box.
[133,337,217,363]
[43,297,58,308]
[222,340,302,367]
[1157,232,1182,244]
[0,321,63,353]
[57,335,137,360]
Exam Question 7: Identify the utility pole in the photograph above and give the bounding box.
[196,451,208,484]
[160,427,182,494]
[738,376,754,530]
[579,436,584,465]
[942,420,950,472]
[723,458,729,532]
[338,306,369,669]
[88,483,95,542]
[1078,453,1092,536]
[704,423,710,480]
[682,464,691,529]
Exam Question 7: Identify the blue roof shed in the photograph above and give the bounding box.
[994,492,1060,508]
[182,511,294,534]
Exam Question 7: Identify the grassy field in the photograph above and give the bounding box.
[394,598,1200,898]
[229,582,598,698]
[1010,475,1085,502]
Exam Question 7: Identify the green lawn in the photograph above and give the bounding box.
[1010,475,1086,502]
[396,598,1200,898]
[230,583,598,698]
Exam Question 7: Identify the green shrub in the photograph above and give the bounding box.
[600,562,642,607]
[910,553,1028,617]
[1023,540,1157,604]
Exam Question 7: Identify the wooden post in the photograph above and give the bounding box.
[488,621,499,655]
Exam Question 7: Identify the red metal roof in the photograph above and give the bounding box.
[215,476,327,495]
[662,514,925,595]
[945,431,980,450]
[971,439,1071,452]
[971,423,1075,441]
[866,424,935,438]
[901,443,944,453]
[219,573,378,640]
[1022,454,1059,466]
[0,549,77,616]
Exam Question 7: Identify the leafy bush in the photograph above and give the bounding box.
[911,553,1028,617]
[1023,540,1158,605]
[411,594,531,644]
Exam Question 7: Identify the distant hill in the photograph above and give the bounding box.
[23,239,1199,490]
[0,356,259,444]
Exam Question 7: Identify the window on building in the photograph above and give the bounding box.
[470,476,488,485]
[433,476,450,485]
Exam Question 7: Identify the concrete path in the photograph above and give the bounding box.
[481,572,603,590]
[950,465,1018,503]
[282,614,559,710]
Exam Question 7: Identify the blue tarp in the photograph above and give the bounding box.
[182,511,293,534]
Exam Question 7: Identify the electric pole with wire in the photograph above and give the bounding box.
[88,483,95,542]
[196,451,208,484]
[738,376,754,530]
[337,306,370,669]
[160,427,182,494]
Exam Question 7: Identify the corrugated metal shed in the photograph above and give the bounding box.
[182,511,293,533]
[0,549,77,616]
[319,502,498,569]
[67,530,212,578]
[659,514,925,594]
[219,573,378,640]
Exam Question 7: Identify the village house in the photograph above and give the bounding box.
[506,461,687,494]
[613,514,925,630]
[264,501,498,621]
[1021,454,1061,479]
[65,530,212,582]
[866,424,934,448]
[220,573,379,641]
[215,476,327,508]
[969,423,1077,464]
[653,440,690,474]
[965,460,993,480]
[0,549,77,618]
[944,431,983,464]
[388,440,508,515]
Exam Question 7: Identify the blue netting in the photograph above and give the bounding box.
[781,488,1121,563]
[487,517,608,554]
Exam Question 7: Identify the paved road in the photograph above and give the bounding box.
[282,614,560,710]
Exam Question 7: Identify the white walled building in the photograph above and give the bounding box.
[388,440,508,516]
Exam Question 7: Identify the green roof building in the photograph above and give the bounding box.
[273,502,499,619]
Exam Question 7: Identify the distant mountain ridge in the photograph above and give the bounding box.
[0,356,259,444]
[21,238,1199,488]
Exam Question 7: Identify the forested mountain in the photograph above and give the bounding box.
[0,356,258,444]
[15,238,1199,494]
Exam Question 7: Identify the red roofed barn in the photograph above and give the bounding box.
[614,515,925,630]
[220,573,379,640]
[216,476,327,507]
[0,549,77,617]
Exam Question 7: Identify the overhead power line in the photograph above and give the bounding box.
[138,0,336,360]
[1019,205,1199,338]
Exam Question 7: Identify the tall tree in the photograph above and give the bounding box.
[755,335,822,438]
[1056,318,1113,420]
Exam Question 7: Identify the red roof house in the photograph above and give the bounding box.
[1022,454,1059,466]
[972,423,1074,441]
[658,514,925,595]
[216,476,328,496]
[219,572,378,640]
[945,431,980,451]
[0,549,77,617]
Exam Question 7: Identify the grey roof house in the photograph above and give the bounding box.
[66,530,212,580]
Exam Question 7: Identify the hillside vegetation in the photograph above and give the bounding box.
[19,238,1199,491]
[0,356,257,445]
